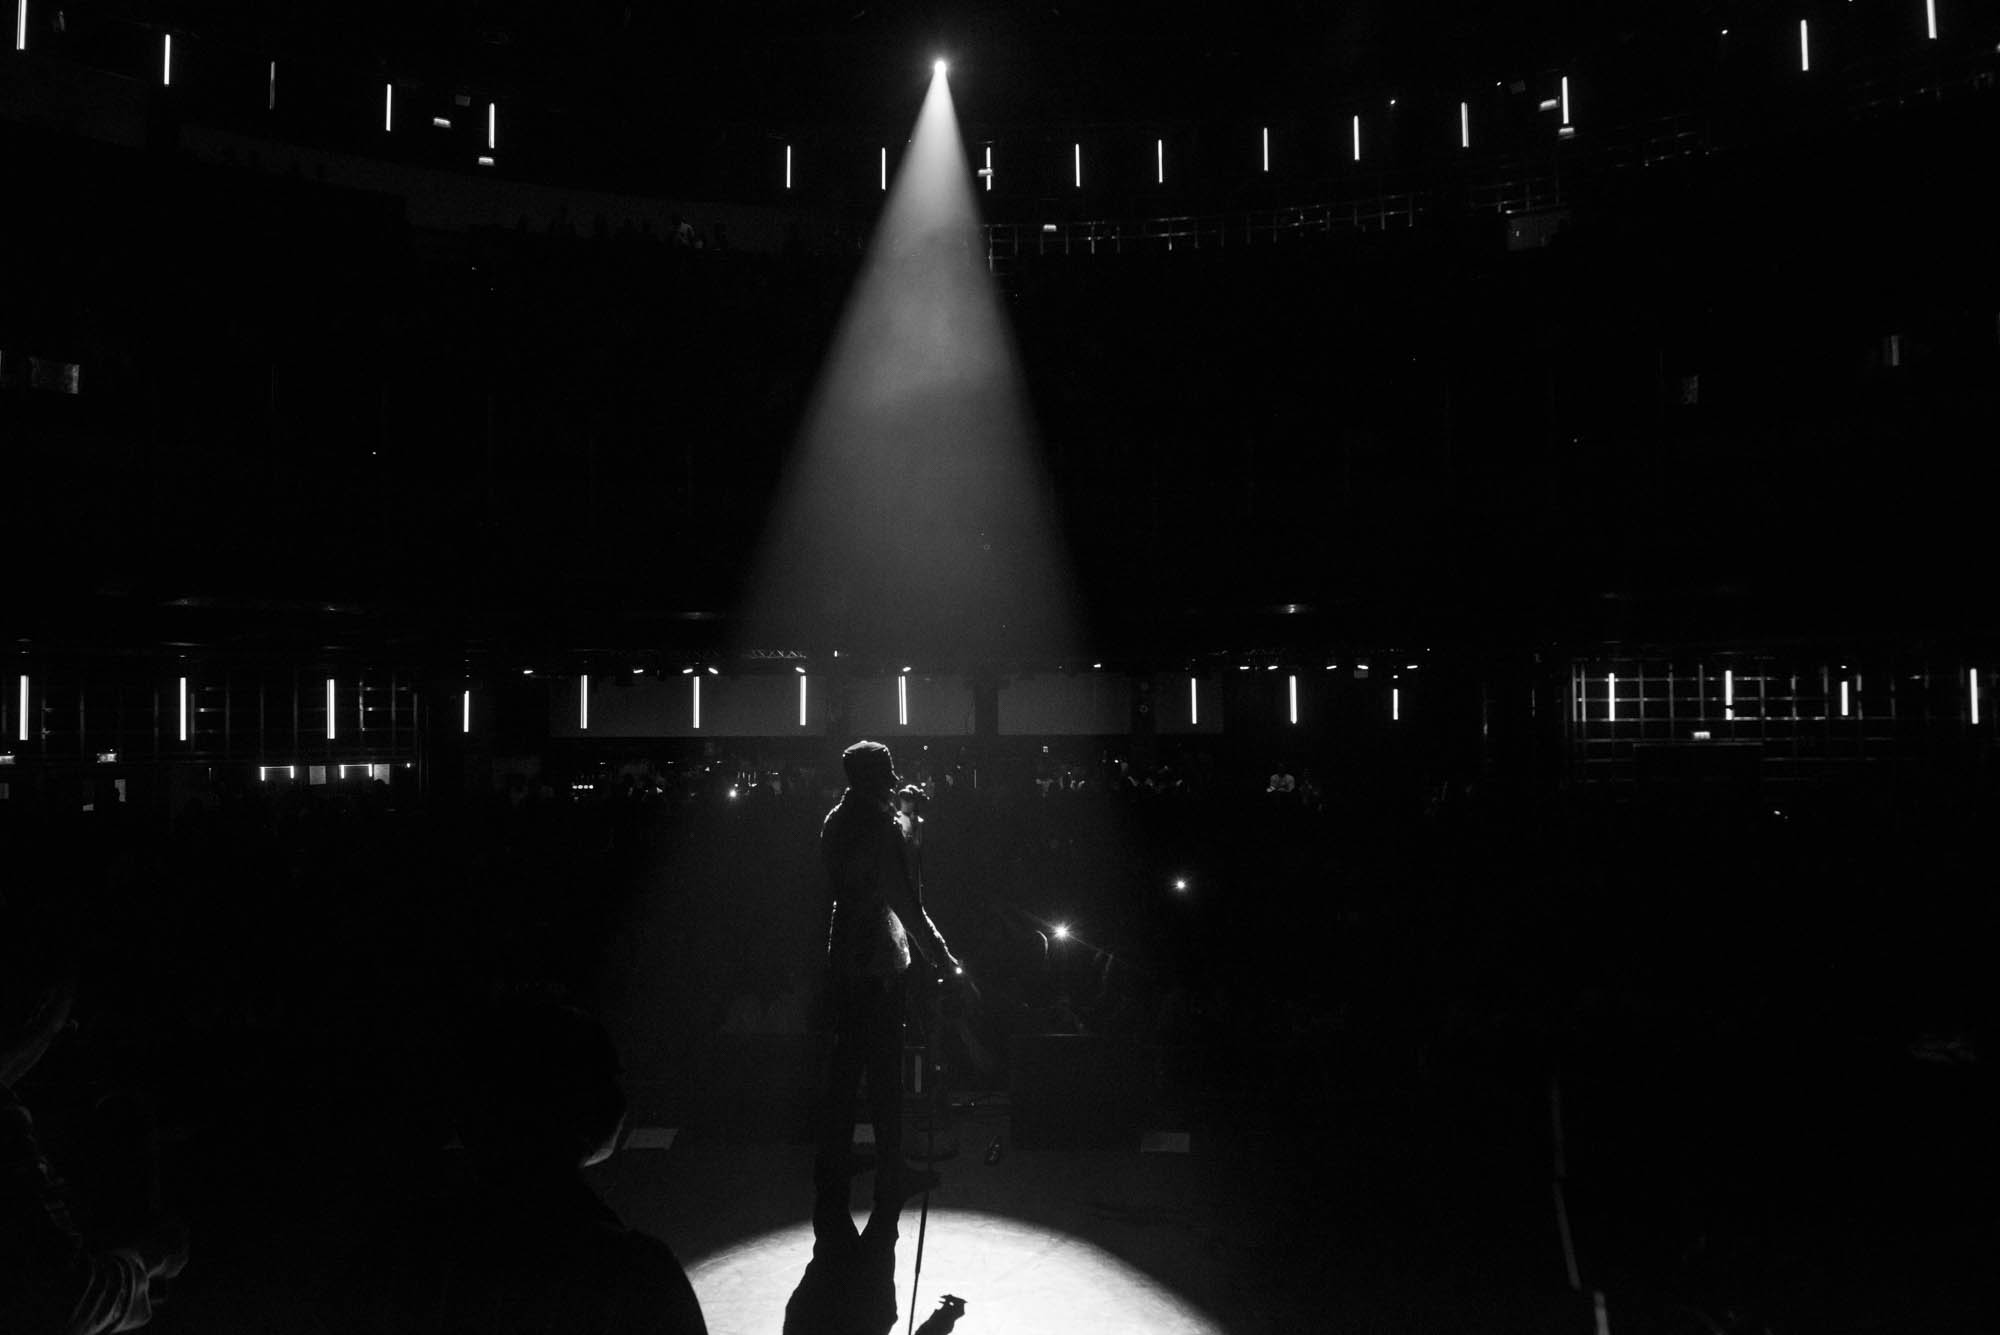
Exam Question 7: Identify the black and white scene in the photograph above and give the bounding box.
[2,3,1994,1332]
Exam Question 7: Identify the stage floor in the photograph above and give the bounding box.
[591,1099,1578,1335]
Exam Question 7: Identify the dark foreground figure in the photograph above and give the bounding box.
[1,915,188,1335]
[353,998,708,1335]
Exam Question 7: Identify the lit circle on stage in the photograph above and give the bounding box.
[687,1207,1228,1335]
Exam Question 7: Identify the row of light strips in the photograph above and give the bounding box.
[11,663,1984,747]
[1593,668,1983,726]
[563,671,1403,731]
[6,676,383,744]
[15,8,1944,168]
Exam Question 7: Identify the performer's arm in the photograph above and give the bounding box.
[884,822,958,974]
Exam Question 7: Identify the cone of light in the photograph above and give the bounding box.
[739,65,1078,663]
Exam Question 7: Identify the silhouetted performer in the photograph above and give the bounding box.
[814,741,962,1210]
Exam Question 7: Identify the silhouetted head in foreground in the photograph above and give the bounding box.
[456,997,628,1179]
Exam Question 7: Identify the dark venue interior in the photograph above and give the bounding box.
[3,3,1994,1332]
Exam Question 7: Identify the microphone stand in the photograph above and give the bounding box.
[906,799,940,1335]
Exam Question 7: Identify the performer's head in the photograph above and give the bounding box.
[841,739,899,796]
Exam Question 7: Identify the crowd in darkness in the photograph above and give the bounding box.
[2,750,1990,1329]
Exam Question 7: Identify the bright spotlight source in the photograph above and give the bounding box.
[934,58,947,76]
[1173,877,1189,893]
[1052,923,1070,941]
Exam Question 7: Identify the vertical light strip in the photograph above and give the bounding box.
[880,147,887,191]
[1972,669,1982,726]
[462,689,471,734]
[1855,673,1863,719]
[178,677,189,742]
[1156,138,1164,184]
[1189,676,1199,727]
[898,674,910,727]
[983,144,992,191]
[14,0,25,53]
[1724,669,1735,721]
[1392,687,1401,721]
[326,678,337,740]
[785,144,792,189]
[17,675,28,742]
[1351,114,1361,161]
[580,674,589,730]
[1073,143,1081,188]
[692,676,702,729]
[1799,20,1810,72]
[799,674,808,727]
[1560,75,1570,125]
[1926,0,1938,39]
[1608,672,1617,722]
[1288,674,1298,725]
[268,61,278,111]
[487,102,496,150]
[384,83,394,132]
[1261,126,1269,172]
[1839,680,1850,718]
[1460,101,1470,148]
[162,34,172,86]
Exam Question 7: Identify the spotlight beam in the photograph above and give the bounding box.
[740,61,1078,662]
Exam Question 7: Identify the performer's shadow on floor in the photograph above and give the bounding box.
[785,1188,966,1335]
